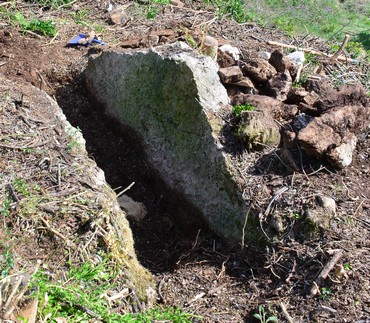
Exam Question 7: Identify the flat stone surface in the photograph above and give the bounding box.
[218,66,243,84]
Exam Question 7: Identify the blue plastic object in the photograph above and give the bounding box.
[67,34,105,46]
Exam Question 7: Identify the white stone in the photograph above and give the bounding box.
[118,195,147,222]
[287,51,305,66]
[219,44,240,61]
[258,51,271,60]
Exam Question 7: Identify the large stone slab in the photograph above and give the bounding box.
[85,43,250,243]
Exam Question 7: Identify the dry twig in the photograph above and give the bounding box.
[310,249,343,296]
[279,302,294,323]
[267,40,357,63]
[329,34,350,64]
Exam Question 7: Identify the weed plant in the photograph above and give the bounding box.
[31,259,193,322]
[232,104,255,117]
[9,11,56,36]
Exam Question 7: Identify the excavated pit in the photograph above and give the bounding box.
[55,70,218,273]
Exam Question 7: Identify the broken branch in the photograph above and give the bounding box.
[310,249,343,296]
[267,40,356,63]
[329,34,350,63]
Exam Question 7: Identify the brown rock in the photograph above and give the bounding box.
[142,34,160,47]
[218,66,243,84]
[281,104,298,121]
[230,92,248,106]
[200,35,218,60]
[217,51,236,68]
[298,102,320,116]
[303,91,319,106]
[243,94,283,118]
[304,79,332,96]
[170,0,185,6]
[314,83,368,112]
[297,105,369,168]
[120,38,141,48]
[304,195,337,230]
[265,70,292,101]
[108,8,131,25]
[281,129,296,149]
[232,77,256,92]
[286,87,309,104]
[287,88,319,107]
[269,49,292,72]
[150,29,176,38]
[241,56,277,83]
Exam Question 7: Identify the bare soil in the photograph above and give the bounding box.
[0,1,369,322]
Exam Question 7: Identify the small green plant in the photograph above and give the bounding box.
[330,41,368,60]
[1,247,14,278]
[294,212,302,220]
[13,178,29,197]
[232,104,255,117]
[253,305,278,323]
[66,126,82,151]
[145,0,171,19]
[343,262,352,270]
[1,195,12,217]
[204,0,255,23]
[31,259,193,322]
[69,8,90,25]
[146,6,158,19]
[10,12,56,37]
[319,287,331,300]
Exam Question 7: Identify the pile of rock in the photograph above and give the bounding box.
[215,43,369,169]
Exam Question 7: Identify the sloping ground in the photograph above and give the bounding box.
[0,75,155,320]
[0,1,369,322]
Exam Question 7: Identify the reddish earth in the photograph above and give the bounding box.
[0,1,369,322]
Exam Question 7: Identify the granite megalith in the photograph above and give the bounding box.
[85,43,253,243]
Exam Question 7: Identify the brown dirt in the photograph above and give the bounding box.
[1,1,369,322]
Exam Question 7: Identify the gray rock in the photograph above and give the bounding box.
[0,75,155,303]
[304,195,336,230]
[85,42,251,243]
[316,195,336,214]
[287,51,305,66]
[237,110,281,150]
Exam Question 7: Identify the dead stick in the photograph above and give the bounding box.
[39,216,70,245]
[310,249,343,296]
[329,34,350,63]
[279,302,294,323]
[267,40,356,63]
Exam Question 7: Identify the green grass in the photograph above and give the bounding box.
[146,0,171,19]
[9,11,57,36]
[29,259,193,322]
[203,0,370,50]
[25,0,75,8]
